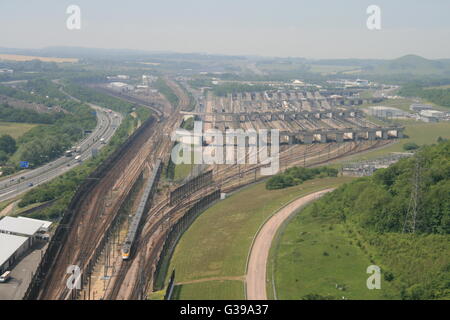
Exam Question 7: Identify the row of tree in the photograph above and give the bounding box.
[399,83,450,108]
[266,166,338,190]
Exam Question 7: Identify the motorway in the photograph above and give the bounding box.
[0,104,122,202]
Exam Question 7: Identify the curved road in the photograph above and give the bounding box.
[0,105,122,202]
[246,188,335,300]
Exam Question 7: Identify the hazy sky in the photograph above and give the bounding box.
[1,0,450,59]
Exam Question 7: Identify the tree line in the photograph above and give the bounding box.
[266,166,338,190]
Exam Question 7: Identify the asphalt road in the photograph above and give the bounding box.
[246,188,334,300]
[0,104,122,202]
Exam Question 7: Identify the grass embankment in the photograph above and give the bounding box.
[0,122,37,139]
[269,208,396,300]
[272,141,450,300]
[165,176,354,299]
[171,280,245,300]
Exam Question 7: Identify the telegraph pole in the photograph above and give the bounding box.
[403,156,421,233]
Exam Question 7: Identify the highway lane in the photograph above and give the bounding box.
[0,105,122,202]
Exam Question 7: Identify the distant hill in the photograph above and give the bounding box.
[367,55,450,75]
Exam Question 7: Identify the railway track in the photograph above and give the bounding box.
[78,79,395,300]
[35,81,178,299]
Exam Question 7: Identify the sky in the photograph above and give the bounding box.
[1,0,450,59]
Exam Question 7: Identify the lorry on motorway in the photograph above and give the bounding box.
[0,271,11,283]
[100,138,106,144]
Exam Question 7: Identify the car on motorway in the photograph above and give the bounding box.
[28,182,34,187]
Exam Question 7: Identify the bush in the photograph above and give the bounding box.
[266,166,338,190]
[403,142,419,151]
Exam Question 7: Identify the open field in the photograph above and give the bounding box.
[362,98,413,112]
[174,163,193,181]
[166,176,354,299]
[363,96,449,112]
[0,54,78,63]
[0,121,38,139]
[268,207,397,300]
[173,280,245,300]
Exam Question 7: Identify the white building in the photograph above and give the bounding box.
[410,104,433,112]
[0,233,30,273]
[108,82,134,91]
[0,216,51,240]
[17,217,52,232]
[420,110,445,118]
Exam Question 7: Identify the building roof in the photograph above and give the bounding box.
[17,217,52,230]
[0,216,44,236]
[0,233,28,268]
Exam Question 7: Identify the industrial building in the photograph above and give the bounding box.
[0,233,30,274]
[0,216,51,241]
[420,110,445,118]
[410,103,433,112]
[108,82,134,92]
[0,216,51,275]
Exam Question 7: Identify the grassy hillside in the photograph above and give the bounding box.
[369,55,450,76]
[165,177,354,299]
[273,140,450,300]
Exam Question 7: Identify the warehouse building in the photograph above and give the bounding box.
[420,110,445,118]
[0,216,51,241]
[0,233,30,274]
[410,103,433,112]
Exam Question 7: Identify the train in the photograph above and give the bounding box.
[121,159,162,260]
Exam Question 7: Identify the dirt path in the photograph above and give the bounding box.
[0,201,16,217]
[246,188,335,300]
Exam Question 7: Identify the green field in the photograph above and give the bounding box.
[365,98,413,112]
[269,207,397,300]
[172,280,245,300]
[174,163,193,181]
[0,121,37,139]
[165,176,354,299]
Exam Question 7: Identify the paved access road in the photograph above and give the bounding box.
[246,188,335,300]
[0,104,122,202]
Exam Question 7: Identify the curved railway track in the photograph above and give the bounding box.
[63,78,395,300]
